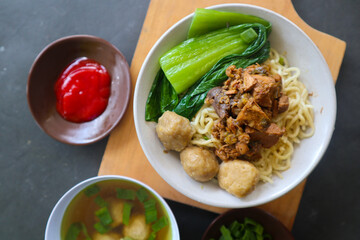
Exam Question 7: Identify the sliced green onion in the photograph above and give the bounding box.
[147,232,157,240]
[84,184,100,197]
[65,222,82,240]
[123,202,133,225]
[151,216,168,232]
[242,229,256,240]
[203,135,209,140]
[95,207,113,226]
[116,188,136,200]
[144,199,157,224]
[81,223,91,240]
[93,222,110,234]
[240,28,258,43]
[94,196,108,207]
[279,57,285,66]
[136,187,149,202]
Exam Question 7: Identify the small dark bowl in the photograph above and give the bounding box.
[27,35,130,145]
[202,208,294,240]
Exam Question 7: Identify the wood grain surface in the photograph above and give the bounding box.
[99,0,346,230]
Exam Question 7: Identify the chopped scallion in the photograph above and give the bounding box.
[151,216,168,232]
[279,57,285,66]
[65,223,82,240]
[136,187,149,202]
[123,202,133,225]
[220,225,233,240]
[116,188,136,200]
[94,196,108,207]
[147,232,157,240]
[81,223,91,240]
[144,199,157,224]
[95,207,113,226]
[84,184,100,197]
[93,222,110,234]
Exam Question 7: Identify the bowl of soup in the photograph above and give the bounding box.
[45,175,180,240]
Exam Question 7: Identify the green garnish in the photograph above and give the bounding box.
[136,187,149,202]
[240,28,258,43]
[203,135,209,140]
[65,223,82,240]
[116,188,136,200]
[144,199,157,224]
[81,223,91,240]
[279,56,285,66]
[94,222,111,234]
[151,216,168,232]
[147,232,157,240]
[123,202,133,225]
[95,207,113,226]
[215,217,272,240]
[94,196,108,207]
[84,184,100,197]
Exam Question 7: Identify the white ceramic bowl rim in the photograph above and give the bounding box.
[45,175,180,240]
[134,3,336,208]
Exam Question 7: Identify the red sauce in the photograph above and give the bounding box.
[55,57,111,123]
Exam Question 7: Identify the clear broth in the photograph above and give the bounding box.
[61,179,172,240]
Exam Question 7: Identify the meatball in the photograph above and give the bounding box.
[123,214,151,240]
[218,160,259,198]
[107,199,124,228]
[180,146,219,182]
[156,111,193,151]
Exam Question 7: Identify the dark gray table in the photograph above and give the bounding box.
[1,0,359,239]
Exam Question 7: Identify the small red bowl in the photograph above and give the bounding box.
[202,208,294,240]
[27,35,131,145]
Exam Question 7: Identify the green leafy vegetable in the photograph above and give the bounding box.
[65,223,82,240]
[116,188,136,200]
[214,217,272,240]
[160,24,261,94]
[188,8,271,38]
[145,69,179,122]
[136,187,149,202]
[84,184,100,197]
[123,202,133,225]
[174,40,270,119]
[95,207,113,226]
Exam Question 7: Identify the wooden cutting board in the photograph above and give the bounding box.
[99,0,346,230]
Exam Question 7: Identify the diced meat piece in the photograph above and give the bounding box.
[225,89,237,95]
[236,99,270,131]
[215,145,240,161]
[236,142,249,155]
[206,87,230,119]
[245,123,285,148]
[252,75,277,107]
[242,71,257,92]
[242,141,262,160]
[278,95,289,113]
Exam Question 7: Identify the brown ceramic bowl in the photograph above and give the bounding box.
[27,35,130,145]
[202,208,294,240]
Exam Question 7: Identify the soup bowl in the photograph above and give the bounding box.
[133,4,336,208]
[45,175,180,240]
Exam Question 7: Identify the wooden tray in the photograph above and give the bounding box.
[99,0,346,230]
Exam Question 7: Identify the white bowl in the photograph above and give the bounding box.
[45,175,180,240]
[134,4,336,208]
